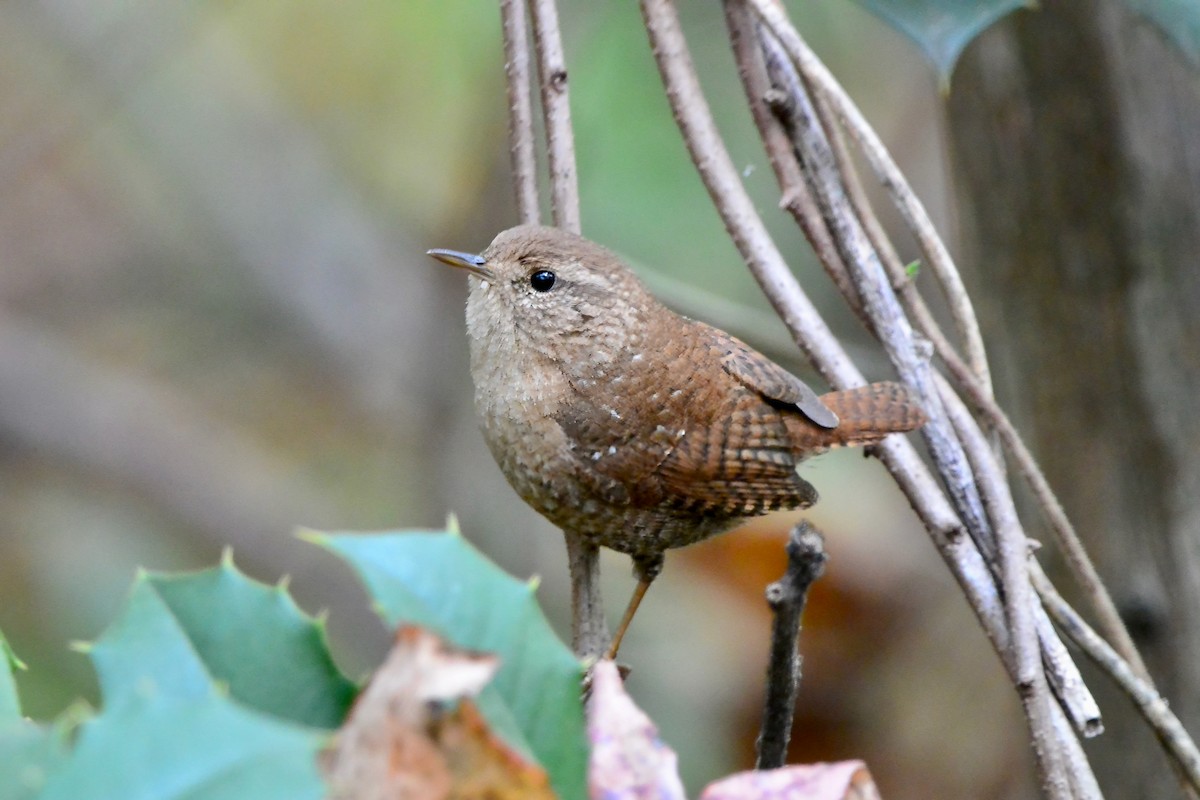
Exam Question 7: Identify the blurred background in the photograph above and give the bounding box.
[0,1,1030,797]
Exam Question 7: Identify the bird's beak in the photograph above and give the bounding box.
[426,248,494,280]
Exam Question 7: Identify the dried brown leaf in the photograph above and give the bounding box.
[322,625,552,800]
[587,659,686,800]
[699,760,880,800]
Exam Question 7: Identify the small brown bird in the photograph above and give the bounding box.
[429,226,925,658]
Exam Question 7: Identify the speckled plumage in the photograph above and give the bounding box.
[439,225,926,578]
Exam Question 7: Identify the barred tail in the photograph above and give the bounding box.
[784,381,926,455]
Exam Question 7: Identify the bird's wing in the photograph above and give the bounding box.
[556,322,818,516]
[710,326,838,428]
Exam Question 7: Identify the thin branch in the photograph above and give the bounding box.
[744,0,991,398]
[500,0,540,225]
[819,90,1144,683]
[753,19,996,575]
[1034,563,1200,794]
[640,0,1012,687]
[641,1,1070,750]
[564,531,610,659]
[759,17,1073,788]
[748,1,1144,683]
[638,0,853,384]
[723,2,865,322]
[940,337,1150,680]
[942,381,1075,797]
[527,0,580,233]
[516,0,600,654]
[756,522,827,770]
[747,0,1110,735]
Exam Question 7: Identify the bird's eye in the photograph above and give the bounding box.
[529,270,557,292]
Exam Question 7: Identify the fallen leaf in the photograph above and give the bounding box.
[431,700,554,799]
[698,760,880,800]
[323,625,553,800]
[587,659,686,800]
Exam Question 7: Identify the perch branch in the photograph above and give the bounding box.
[739,0,1106,736]
[563,531,611,659]
[756,522,827,770]
[942,380,1074,796]
[527,0,580,233]
[499,0,540,224]
[513,0,601,655]
[640,0,1012,683]
[744,0,990,397]
[770,15,1142,682]
[1034,564,1200,794]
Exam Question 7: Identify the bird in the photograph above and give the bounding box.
[428,225,926,658]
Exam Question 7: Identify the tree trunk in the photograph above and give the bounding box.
[946,1,1200,796]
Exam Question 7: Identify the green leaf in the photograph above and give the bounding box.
[905,260,922,278]
[88,576,213,705]
[38,690,325,800]
[849,0,1029,82]
[0,721,68,800]
[310,528,588,800]
[0,632,24,720]
[88,559,355,729]
[1,561,339,800]
[1122,0,1200,66]
[148,557,357,729]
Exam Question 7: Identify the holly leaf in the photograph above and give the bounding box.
[87,557,355,729]
[146,556,357,728]
[1122,0,1200,66]
[308,527,588,800]
[849,0,1029,83]
[37,691,325,800]
[2,562,336,800]
[0,719,69,800]
[0,632,23,721]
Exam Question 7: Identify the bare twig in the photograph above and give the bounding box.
[814,82,1144,683]
[499,0,540,225]
[527,0,580,233]
[754,22,997,569]
[640,0,1014,682]
[744,0,990,398]
[512,0,600,655]
[723,2,864,321]
[756,522,827,770]
[827,99,1145,682]
[739,0,1110,733]
[639,0,853,383]
[563,531,611,659]
[1034,564,1200,794]
[943,341,1149,680]
[765,7,1141,683]
[754,20,1080,792]
[942,383,1074,797]
[642,2,1090,760]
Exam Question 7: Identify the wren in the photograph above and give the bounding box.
[429,225,926,657]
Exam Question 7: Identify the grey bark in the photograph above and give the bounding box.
[946,2,1200,797]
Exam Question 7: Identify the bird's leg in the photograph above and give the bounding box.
[564,529,610,659]
[605,554,663,660]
